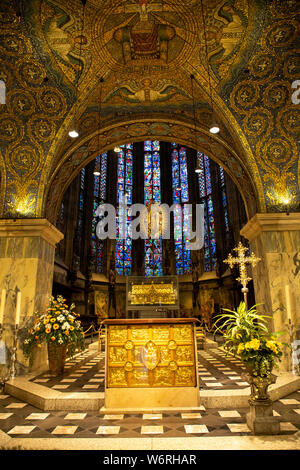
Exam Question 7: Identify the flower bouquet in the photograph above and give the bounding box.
[24,295,85,374]
[213,302,285,378]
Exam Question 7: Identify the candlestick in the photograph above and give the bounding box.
[10,325,18,379]
[285,285,292,321]
[15,291,21,326]
[0,289,5,324]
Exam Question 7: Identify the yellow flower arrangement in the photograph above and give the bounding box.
[23,295,86,364]
[214,302,285,377]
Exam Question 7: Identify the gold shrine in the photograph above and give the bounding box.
[126,276,179,312]
[101,318,200,412]
[130,282,176,305]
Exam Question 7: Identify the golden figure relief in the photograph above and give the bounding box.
[158,345,171,364]
[153,368,173,386]
[109,346,127,363]
[132,369,149,386]
[175,345,193,363]
[152,326,170,341]
[175,367,194,386]
[173,325,192,342]
[109,368,127,386]
[130,326,150,341]
[109,325,128,342]
[140,340,160,370]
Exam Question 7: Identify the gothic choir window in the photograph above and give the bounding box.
[219,166,229,232]
[144,140,163,277]
[197,152,217,272]
[171,143,192,275]
[91,153,107,273]
[73,167,86,271]
[115,144,133,276]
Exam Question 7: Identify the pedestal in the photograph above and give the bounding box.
[0,219,63,374]
[246,399,280,435]
[100,318,200,413]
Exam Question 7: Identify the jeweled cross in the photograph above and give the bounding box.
[224,242,261,308]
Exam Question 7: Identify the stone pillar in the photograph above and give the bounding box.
[0,219,63,375]
[240,213,300,372]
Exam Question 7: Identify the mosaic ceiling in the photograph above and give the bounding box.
[0,0,299,221]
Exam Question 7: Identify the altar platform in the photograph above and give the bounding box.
[4,339,300,411]
[1,341,299,449]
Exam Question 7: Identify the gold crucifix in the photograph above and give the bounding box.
[224,242,261,309]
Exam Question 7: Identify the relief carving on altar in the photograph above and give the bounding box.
[109,325,128,342]
[140,340,160,370]
[173,324,192,342]
[109,346,127,363]
[106,322,196,388]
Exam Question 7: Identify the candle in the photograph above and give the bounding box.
[0,289,6,324]
[285,285,292,321]
[15,291,21,326]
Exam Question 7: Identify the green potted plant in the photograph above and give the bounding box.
[24,295,86,375]
[214,301,288,434]
[213,301,284,381]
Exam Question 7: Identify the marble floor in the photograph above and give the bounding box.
[0,346,299,450]
[28,346,250,393]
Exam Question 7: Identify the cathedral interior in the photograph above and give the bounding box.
[0,0,299,452]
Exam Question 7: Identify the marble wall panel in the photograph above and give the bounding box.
[0,236,56,374]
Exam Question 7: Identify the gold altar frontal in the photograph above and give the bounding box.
[100,318,200,413]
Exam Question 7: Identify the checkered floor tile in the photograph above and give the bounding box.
[0,391,299,439]
[1,344,299,439]
[29,347,250,393]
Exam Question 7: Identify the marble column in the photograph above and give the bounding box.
[240,213,300,372]
[0,219,63,375]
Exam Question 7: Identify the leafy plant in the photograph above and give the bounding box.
[23,295,85,364]
[213,301,285,377]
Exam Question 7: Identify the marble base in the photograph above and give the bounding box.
[100,406,203,414]
[104,386,200,412]
[246,400,281,435]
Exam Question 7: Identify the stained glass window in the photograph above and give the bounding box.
[171,143,192,275]
[91,153,107,273]
[219,166,229,232]
[115,144,133,275]
[197,152,217,272]
[144,141,163,277]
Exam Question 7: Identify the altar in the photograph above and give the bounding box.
[100,318,200,413]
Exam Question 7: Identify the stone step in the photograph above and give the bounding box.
[5,371,300,411]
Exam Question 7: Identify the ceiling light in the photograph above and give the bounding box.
[114,146,121,153]
[69,129,79,138]
[209,124,220,134]
[195,162,202,174]
[93,170,100,176]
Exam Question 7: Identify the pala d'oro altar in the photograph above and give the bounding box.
[100,318,200,413]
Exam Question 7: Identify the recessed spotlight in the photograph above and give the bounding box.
[209,125,220,134]
[69,129,79,138]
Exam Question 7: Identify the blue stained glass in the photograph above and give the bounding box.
[115,143,133,275]
[171,143,191,274]
[144,141,152,151]
[220,168,229,232]
[144,141,162,276]
[91,154,107,273]
[197,151,217,272]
